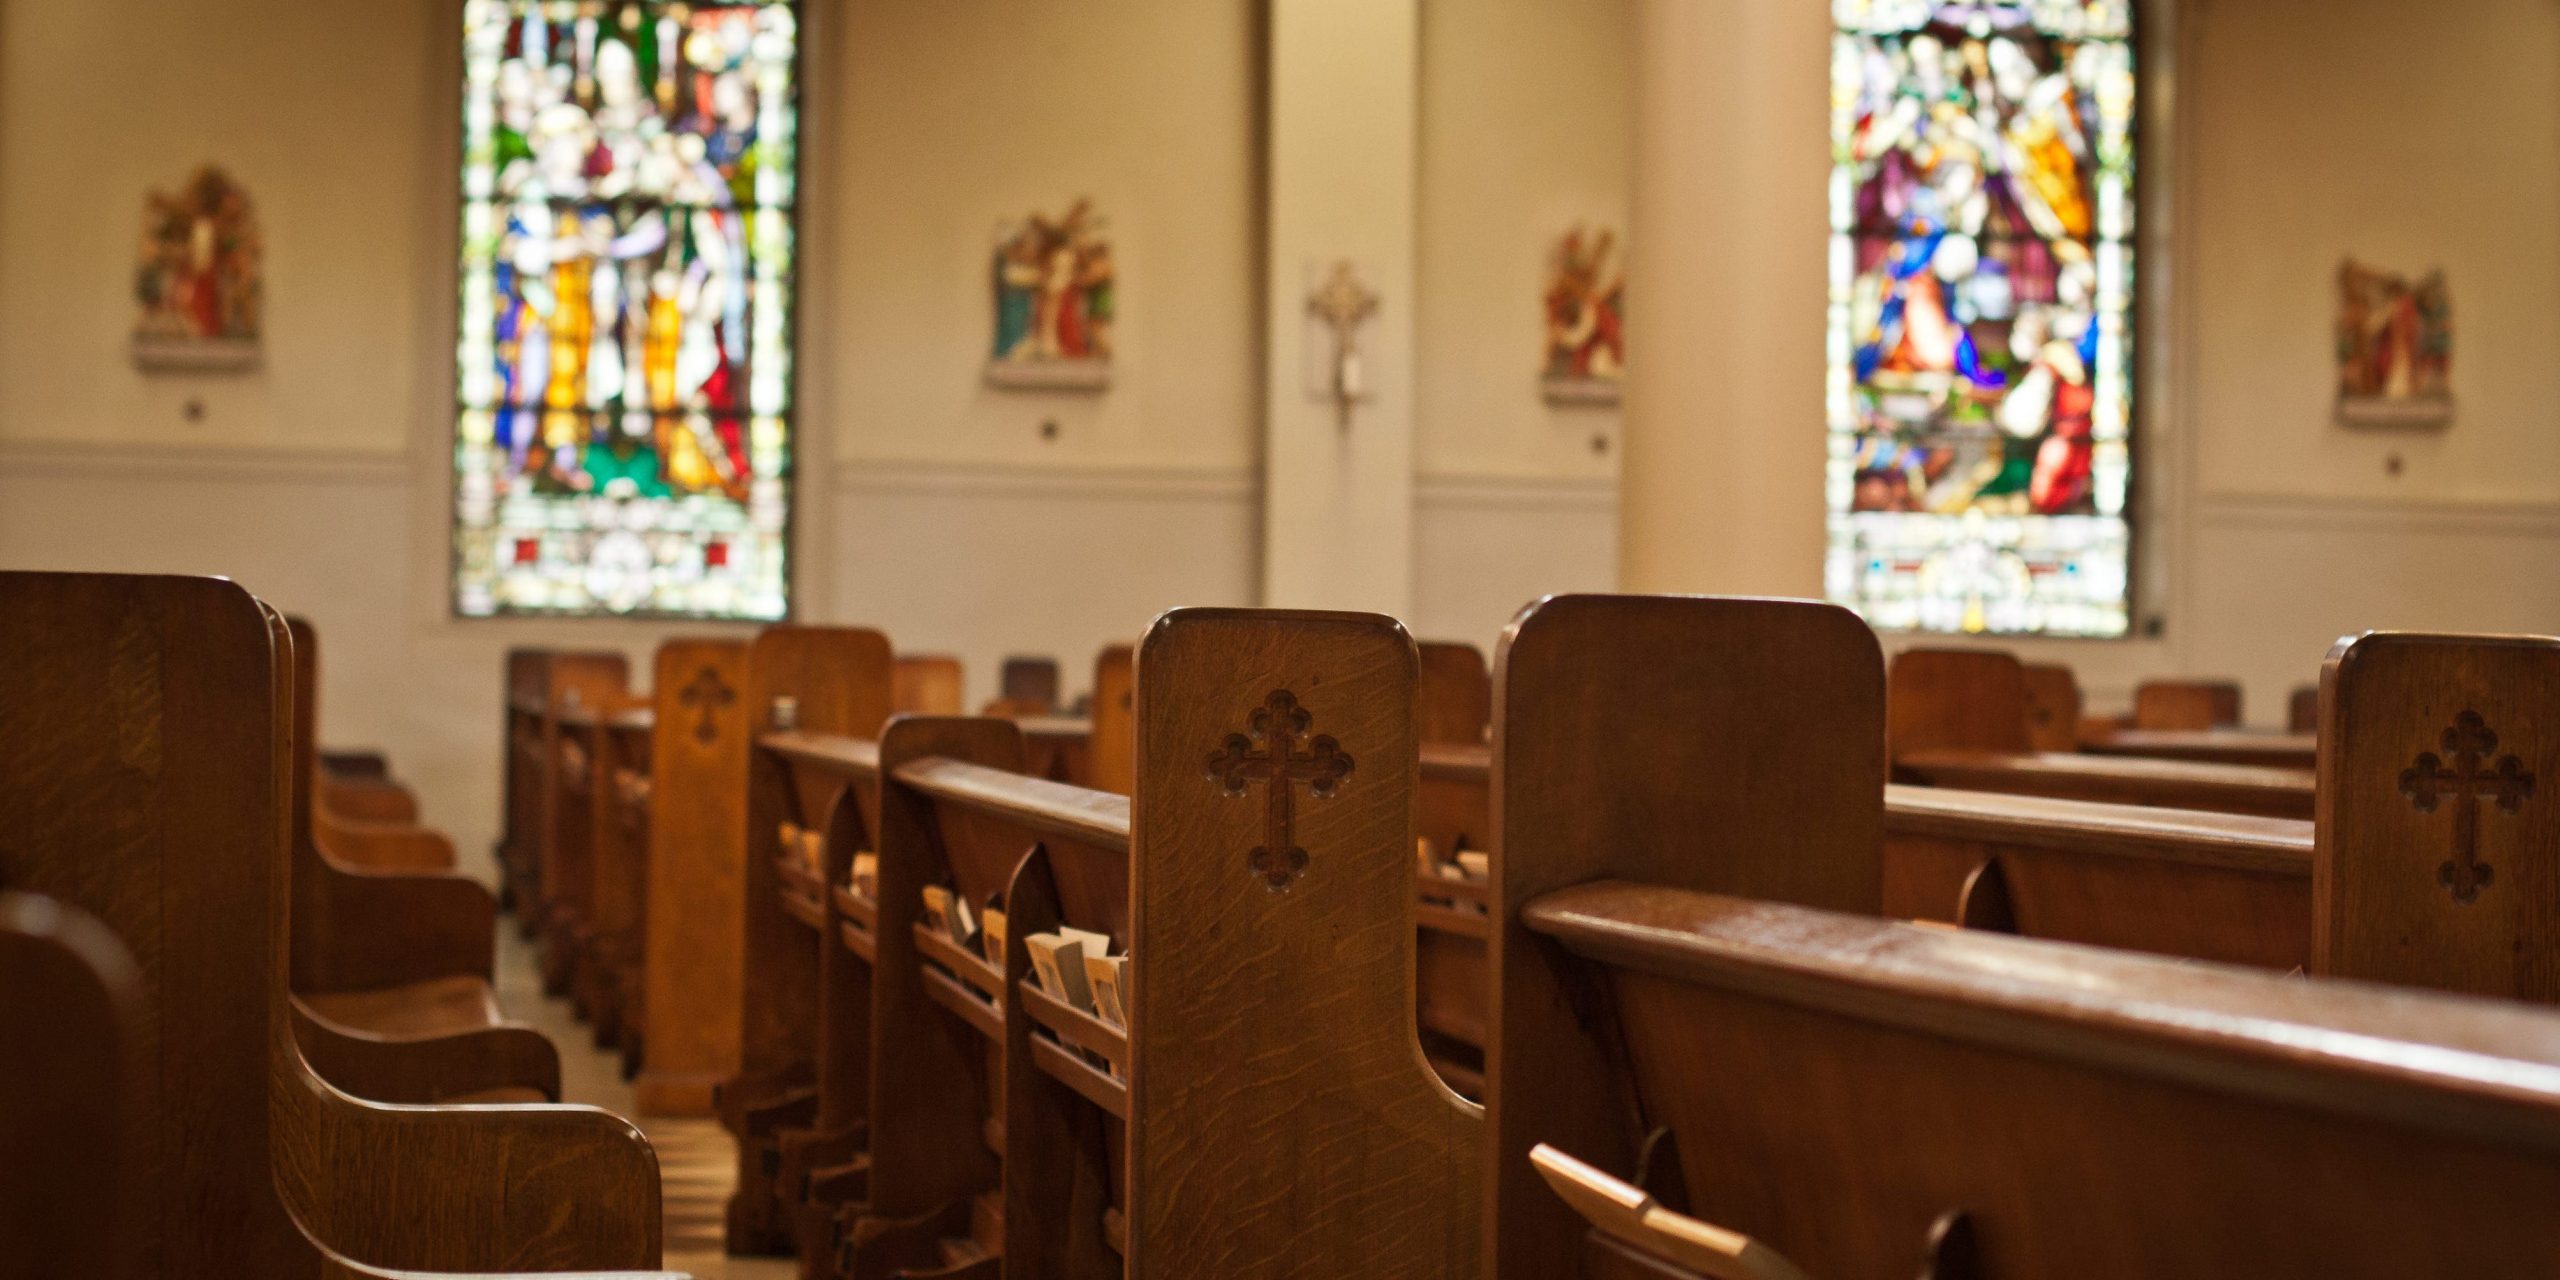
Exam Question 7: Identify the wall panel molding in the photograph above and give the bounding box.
[0,438,411,486]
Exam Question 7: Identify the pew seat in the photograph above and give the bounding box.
[301,974,507,1038]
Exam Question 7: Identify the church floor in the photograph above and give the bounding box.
[495,927,796,1280]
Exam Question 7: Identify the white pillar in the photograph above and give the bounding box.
[1620,0,1831,596]
[1260,0,1420,614]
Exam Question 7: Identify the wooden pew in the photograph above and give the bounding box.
[285,620,452,871]
[717,627,893,1247]
[280,620,561,1104]
[1414,640,1494,1095]
[839,607,1474,1278]
[1485,594,1885,1279]
[989,656,1062,715]
[1,892,142,1280]
[1487,594,2560,1278]
[2081,727,2317,770]
[1504,882,2560,1278]
[0,571,672,1274]
[2292,683,2321,732]
[595,640,749,1082]
[499,646,632,931]
[2133,676,2244,729]
[1891,649,2316,819]
[543,687,649,999]
[2020,661,2082,751]
[897,654,967,716]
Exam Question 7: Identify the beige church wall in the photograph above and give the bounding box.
[1619,0,2560,717]
[1405,0,1630,644]
[2187,0,2560,509]
[822,0,1261,476]
[1414,0,1631,483]
[0,0,434,457]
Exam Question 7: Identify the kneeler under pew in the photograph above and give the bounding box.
[0,572,680,1276]
[1483,595,2560,1278]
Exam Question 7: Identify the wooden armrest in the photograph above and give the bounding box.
[1531,1145,1810,1280]
[319,819,458,872]
[306,867,498,993]
[294,1000,562,1103]
[278,1069,666,1273]
[321,749,394,780]
[323,776,422,826]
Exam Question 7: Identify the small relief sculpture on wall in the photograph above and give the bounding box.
[987,199,1113,392]
[2337,259,2452,428]
[1542,225,1623,406]
[132,166,263,372]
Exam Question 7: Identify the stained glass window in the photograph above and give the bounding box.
[1827,0,2136,637]
[453,0,798,620]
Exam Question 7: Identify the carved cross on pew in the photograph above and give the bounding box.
[2400,710,2535,904]
[680,666,736,746]
[1206,690,1355,892]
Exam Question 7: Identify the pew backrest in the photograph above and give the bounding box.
[1127,608,1478,1278]
[1087,644,1136,795]
[1516,881,2560,1278]
[2020,662,2082,752]
[895,654,966,716]
[1492,594,1885,1280]
[2317,631,2560,1001]
[1419,640,1492,747]
[2134,678,2243,730]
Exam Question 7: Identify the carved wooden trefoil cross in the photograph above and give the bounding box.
[1205,690,1355,892]
[680,666,737,746]
[2399,710,2535,904]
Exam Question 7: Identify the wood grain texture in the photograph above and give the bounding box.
[1519,882,2560,1276]
[2020,663,2082,753]
[2316,631,2560,1001]
[0,892,143,1280]
[719,627,890,1247]
[1129,608,1481,1280]
[896,655,968,716]
[1888,649,2030,756]
[1419,641,1492,748]
[628,641,750,1115]
[1,572,665,1275]
[2134,678,2244,731]
[2082,729,2317,770]
[1086,645,1136,796]
[1491,595,1884,1280]
[1897,749,2317,820]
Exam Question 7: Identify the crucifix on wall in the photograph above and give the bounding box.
[1304,259,1381,429]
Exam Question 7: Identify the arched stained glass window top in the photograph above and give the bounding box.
[1827,1,2135,637]
[453,0,799,620]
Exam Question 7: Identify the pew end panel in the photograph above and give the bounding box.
[2316,631,2560,1002]
[2019,663,2082,753]
[1492,594,1885,1280]
[630,639,752,1115]
[1127,608,1482,1279]
[1518,881,2560,1278]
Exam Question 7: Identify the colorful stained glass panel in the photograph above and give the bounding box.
[1827,0,2135,637]
[454,0,798,619]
